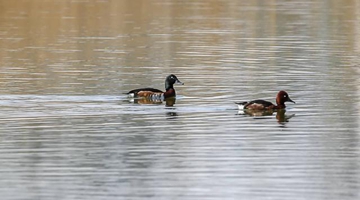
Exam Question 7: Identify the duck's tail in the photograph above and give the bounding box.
[235,101,247,110]
[235,101,247,105]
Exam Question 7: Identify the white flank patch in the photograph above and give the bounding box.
[128,93,135,98]
[150,93,164,100]
[237,104,245,110]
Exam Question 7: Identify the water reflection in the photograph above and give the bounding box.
[127,97,176,106]
[239,109,295,123]
[165,107,178,120]
[275,109,295,124]
[127,97,178,119]
[128,98,163,105]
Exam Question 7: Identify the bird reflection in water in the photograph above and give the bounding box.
[129,98,162,105]
[128,97,178,119]
[239,109,295,124]
[164,98,178,119]
[128,97,175,106]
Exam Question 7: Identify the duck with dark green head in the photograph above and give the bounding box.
[127,74,184,99]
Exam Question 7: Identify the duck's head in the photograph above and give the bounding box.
[276,90,295,105]
[165,74,184,90]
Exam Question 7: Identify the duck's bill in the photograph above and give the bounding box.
[176,80,184,85]
[288,98,295,104]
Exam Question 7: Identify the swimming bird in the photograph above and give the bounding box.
[127,74,183,99]
[235,90,295,110]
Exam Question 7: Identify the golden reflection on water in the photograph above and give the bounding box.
[0,0,359,95]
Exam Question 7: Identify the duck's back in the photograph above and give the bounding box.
[127,88,163,95]
[237,100,275,110]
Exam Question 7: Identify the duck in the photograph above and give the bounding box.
[235,90,295,110]
[127,74,183,99]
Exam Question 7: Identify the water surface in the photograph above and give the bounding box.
[0,0,359,199]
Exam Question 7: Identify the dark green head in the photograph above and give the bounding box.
[165,74,184,90]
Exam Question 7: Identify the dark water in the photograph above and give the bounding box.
[0,0,359,199]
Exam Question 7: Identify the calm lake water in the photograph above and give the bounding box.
[0,0,359,199]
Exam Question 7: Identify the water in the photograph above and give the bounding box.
[0,0,359,199]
